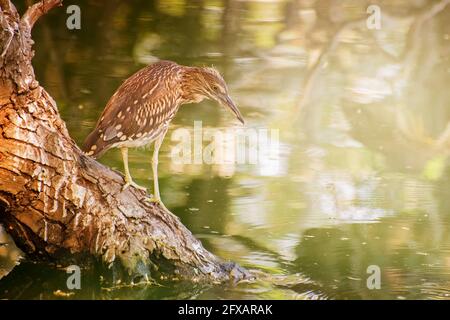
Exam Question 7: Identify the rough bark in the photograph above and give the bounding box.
[0,0,248,283]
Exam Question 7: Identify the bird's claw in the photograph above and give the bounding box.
[145,196,169,211]
[122,181,147,192]
[146,196,161,204]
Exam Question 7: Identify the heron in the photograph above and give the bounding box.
[84,60,244,204]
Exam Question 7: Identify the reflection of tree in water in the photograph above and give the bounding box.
[290,206,450,299]
[0,260,213,299]
[296,0,450,172]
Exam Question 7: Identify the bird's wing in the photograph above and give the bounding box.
[84,61,182,157]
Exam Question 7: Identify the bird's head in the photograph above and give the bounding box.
[184,66,244,125]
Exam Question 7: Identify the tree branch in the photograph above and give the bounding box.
[22,0,62,29]
[0,0,18,16]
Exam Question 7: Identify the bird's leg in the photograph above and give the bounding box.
[121,147,147,191]
[148,128,168,204]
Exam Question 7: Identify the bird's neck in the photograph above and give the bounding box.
[180,67,207,104]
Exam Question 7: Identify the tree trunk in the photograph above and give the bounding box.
[0,0,248,283]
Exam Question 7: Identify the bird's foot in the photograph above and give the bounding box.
[122,180,147,192]
[146,196,170,211]
[146,195,161,204]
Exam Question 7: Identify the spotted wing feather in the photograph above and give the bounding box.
[84,60,183,158]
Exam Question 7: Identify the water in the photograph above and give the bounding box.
[1,0,450,299]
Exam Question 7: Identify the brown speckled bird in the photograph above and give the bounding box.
[84,60,244,203]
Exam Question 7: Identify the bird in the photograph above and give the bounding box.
[83,60,244,204]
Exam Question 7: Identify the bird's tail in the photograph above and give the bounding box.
[83,129,109,159]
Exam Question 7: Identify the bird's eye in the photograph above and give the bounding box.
[212,85,219,91]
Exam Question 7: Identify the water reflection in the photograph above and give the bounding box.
[1,0,449,299]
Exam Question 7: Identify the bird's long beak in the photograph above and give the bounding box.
[220,95,245,125]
